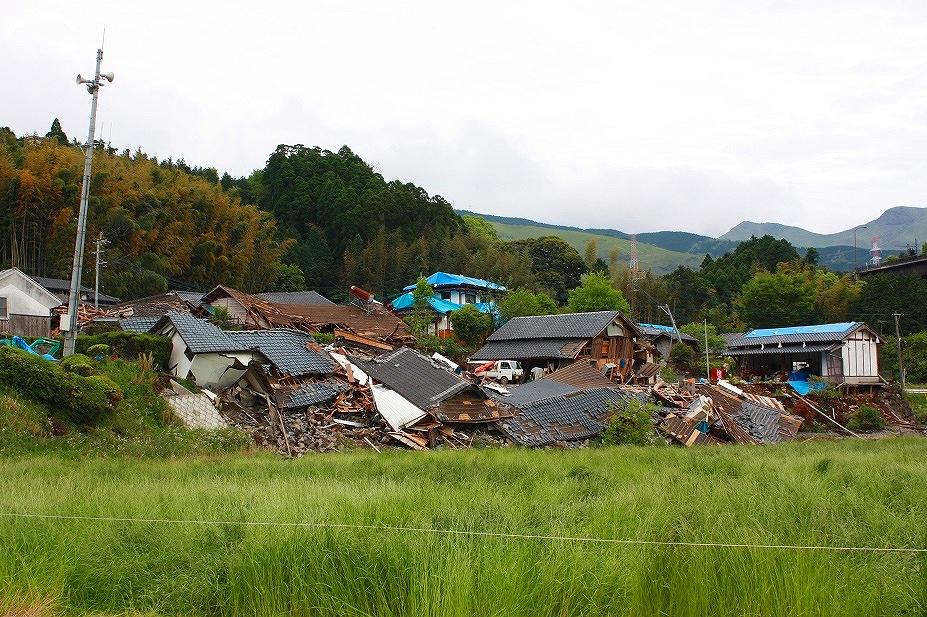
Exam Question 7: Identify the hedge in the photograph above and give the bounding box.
[0,346,122,425]
[76,331,172,370]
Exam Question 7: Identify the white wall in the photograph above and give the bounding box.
[0,272,60,317]
[841,329,880,383]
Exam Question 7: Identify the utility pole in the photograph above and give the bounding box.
[658,304,683,345]
[63,48,114,356]
[93,232,108,308]
[704,318,711,383]
[893,312,905,391]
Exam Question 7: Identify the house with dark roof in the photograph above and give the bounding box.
[470,310,644,382]
[390,272,504,338]
[724,322,883,385]
[255,290,334,306]
[149,311,334,387]
[28,273,119,306]
[0,267,62,337]
[637,322,699,359]
[352,347,508,424]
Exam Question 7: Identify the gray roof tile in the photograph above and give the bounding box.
[487,311,620,341]
[470,338,584,361]
[284,382,349,410]
[499,387,637,447]
[255,290,335,305]
[119,316,162,333]
[731,402,782,444]
[154,312,239,354]
[352,347,473,410]
[226,329,334,376]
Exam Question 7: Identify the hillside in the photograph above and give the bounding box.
[487,219,704,274]
[720,206,927,250]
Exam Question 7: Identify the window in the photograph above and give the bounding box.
[440,291,452,300]
[183,346,194,361]
[601,341,610,357]
[0,297,6,319]
[464,293,477,304]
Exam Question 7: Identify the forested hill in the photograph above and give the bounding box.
[0,126,289,299]
[0,124,592,303]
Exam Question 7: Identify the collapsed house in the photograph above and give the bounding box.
[724,322,883,387]
[637,322,699,359]
[149,311,335,388]
[471,310,650,382]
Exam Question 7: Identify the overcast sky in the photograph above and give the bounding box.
[4,0,927,236]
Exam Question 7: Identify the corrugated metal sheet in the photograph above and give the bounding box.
[725,343,836,356]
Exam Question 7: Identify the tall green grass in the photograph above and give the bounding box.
[1,440,926,616]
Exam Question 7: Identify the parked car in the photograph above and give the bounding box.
[472,359,524,384]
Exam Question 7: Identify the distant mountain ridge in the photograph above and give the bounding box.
[456,208,914,273]
[720,206,927,250]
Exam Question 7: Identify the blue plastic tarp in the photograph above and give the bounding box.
[745,322,856,339]
[787,380,828,396]
[391,292,497,317]
[402,272,506,292]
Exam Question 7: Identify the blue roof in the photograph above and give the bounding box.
[639,323,679,334]
[391,292,497,316]
[744,322,857,339]
[402,272,506,292]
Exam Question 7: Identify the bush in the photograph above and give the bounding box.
[602,399,660,446]
[0,346,122,425]
[450,304,493,347]
[76,331,171,370]
[86,343,111,358]
[312,332,334,345]
[60,353,96,377]
[846,406,885,431]
[669,343,696,372]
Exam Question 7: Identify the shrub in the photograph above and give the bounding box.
[602,399,660,446]
[86,343,111,358]
[669,343,696,372]
[76,331,171,370]
[846,406,885,431]
[659,364,679,384]
[0,346,122,425]
[450,304,492,347]
[60,353,96,377]
[312,332,334,345]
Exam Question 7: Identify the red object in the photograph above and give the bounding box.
[350,286,374,302]
[710,368,725,381]
[473,360,495,375]
[436,329,454,339]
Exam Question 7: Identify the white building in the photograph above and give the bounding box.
[0,268,62,337]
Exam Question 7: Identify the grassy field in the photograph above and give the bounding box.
[2,440,926,616]
[488,220,703,274]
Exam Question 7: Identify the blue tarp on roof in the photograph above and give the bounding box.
[402,272,506,292]
[744,322,857,339]
[639,322,680,334]
[391,292,497,316]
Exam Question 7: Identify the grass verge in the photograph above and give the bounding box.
[1,440,926,616]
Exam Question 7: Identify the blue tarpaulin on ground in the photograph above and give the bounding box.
[787,380,828,396]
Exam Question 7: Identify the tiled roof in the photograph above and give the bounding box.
[283,382,349,410]
[153,312,238,354]
[491,379,578,406]
[731,402,783,444]
[119,316,161,333]
[29,274,118,301]
[486,311,640,341]
[173,291,205,307]
[255,290,334,306]
[470,338,585,361]
[353,347,473,410]
[226,329,334,376]
[277,303,408,340]
[115,292,198,317]
[541,361,616,389]
[725,343,837,356]
[498,387,636,447]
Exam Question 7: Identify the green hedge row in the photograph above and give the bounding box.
[0,346,122,425]
[76,331,172,370]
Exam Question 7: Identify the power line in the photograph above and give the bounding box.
[1,512,924,554]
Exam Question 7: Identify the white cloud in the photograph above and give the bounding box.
[4,0,927,236]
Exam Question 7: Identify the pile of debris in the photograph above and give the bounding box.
[654,379,804,446]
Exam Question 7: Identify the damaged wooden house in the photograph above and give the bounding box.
[470,310,650,383]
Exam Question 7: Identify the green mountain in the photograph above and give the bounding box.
[719,206,927,250]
